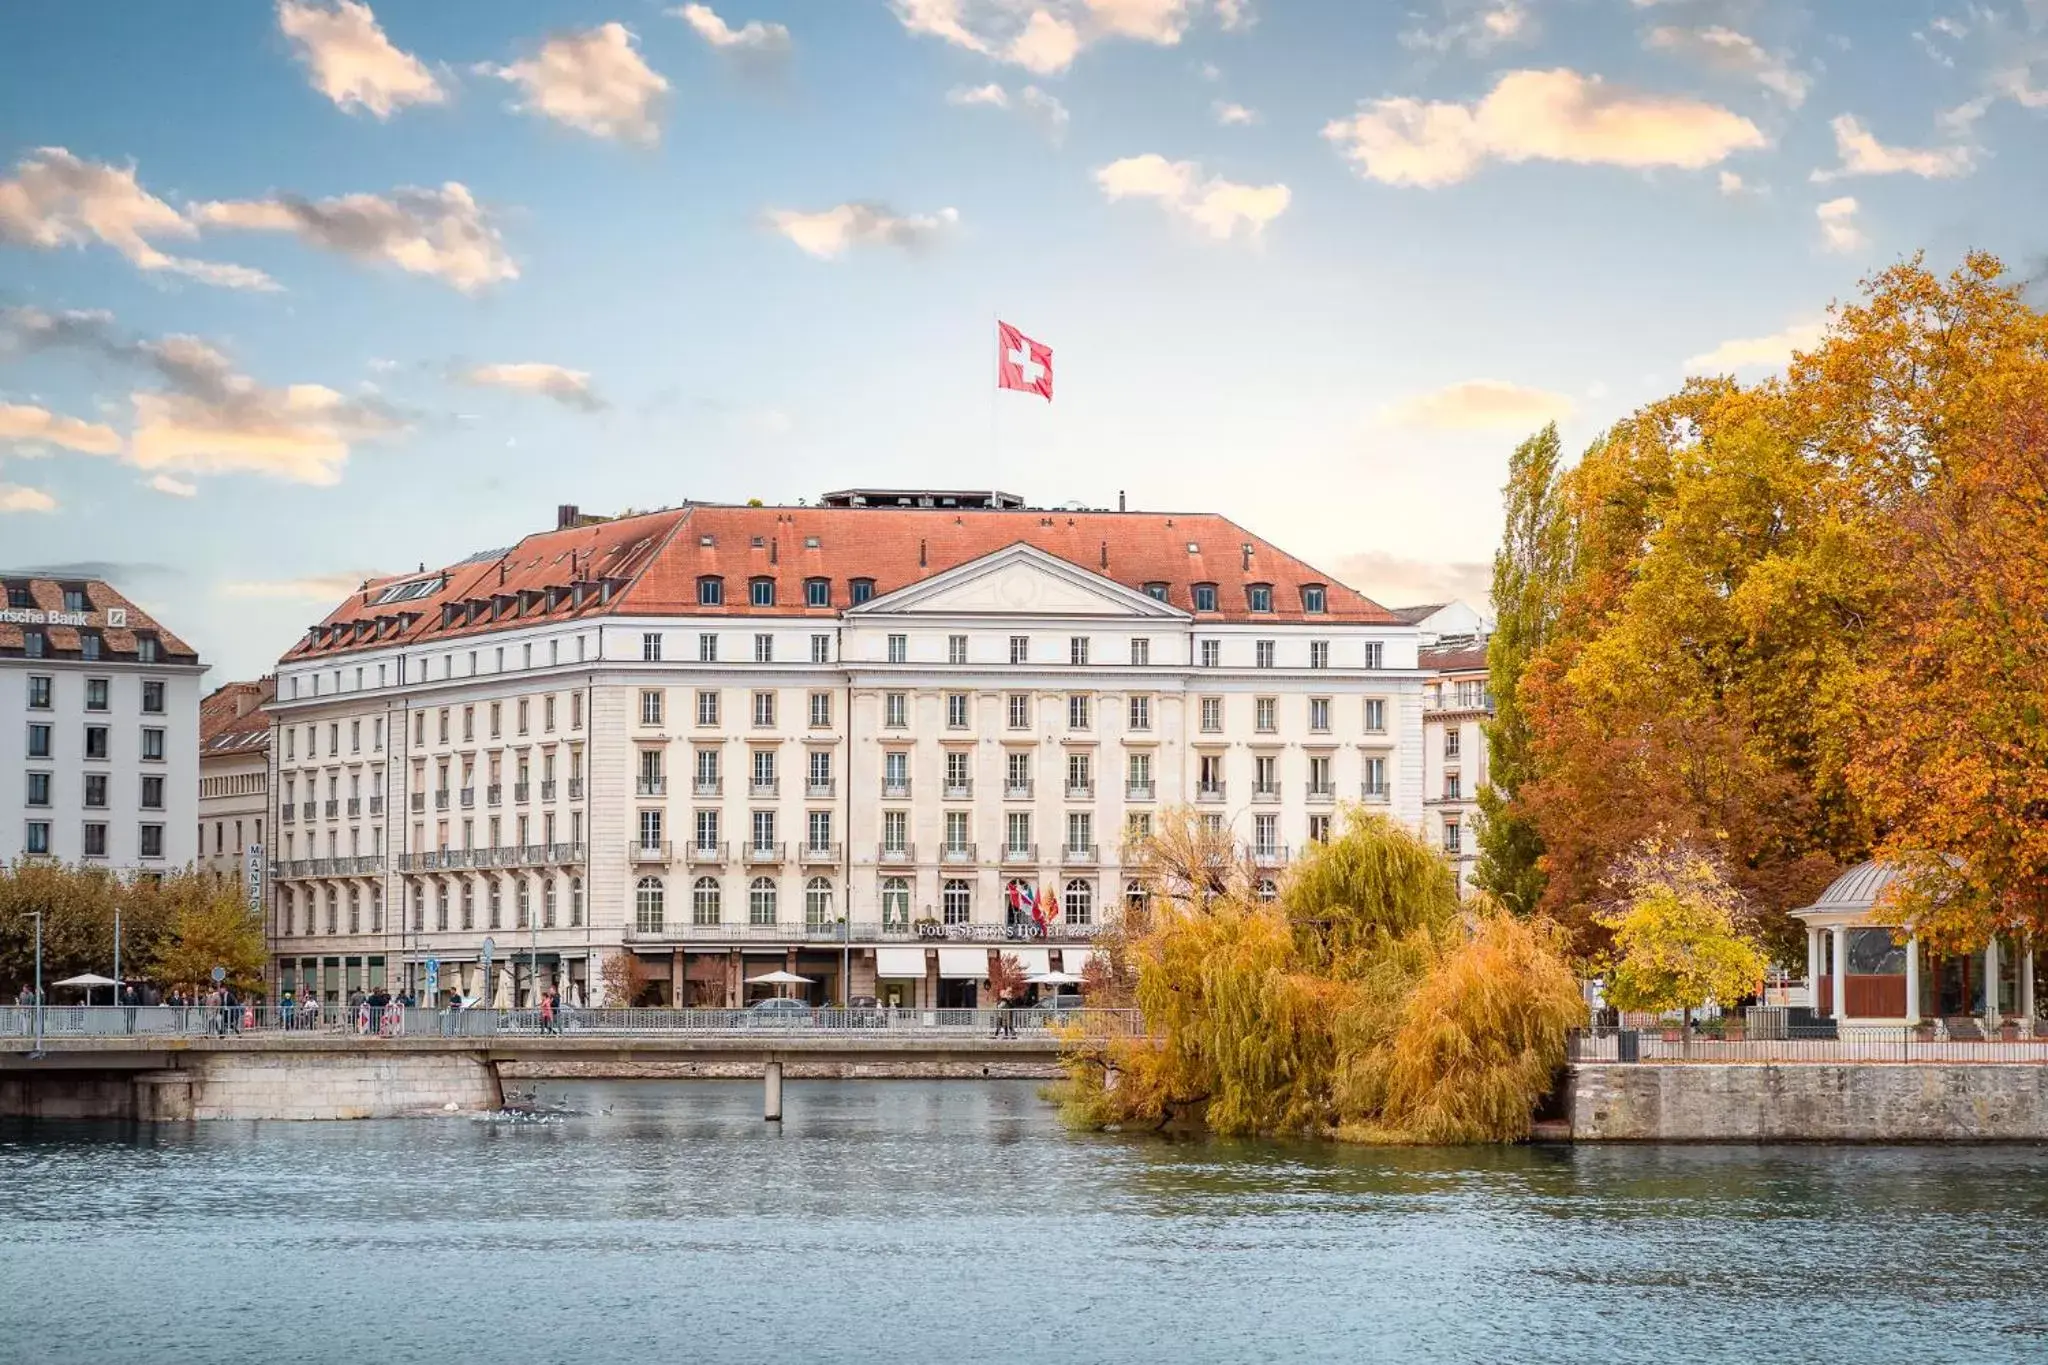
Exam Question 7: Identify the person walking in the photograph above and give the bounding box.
[120,982,138,1035]
[539,989,556,1036]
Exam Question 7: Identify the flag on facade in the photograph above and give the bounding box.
[997,321,1053,401]
[1008,880,1037,920]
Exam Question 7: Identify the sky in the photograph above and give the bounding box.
[2,0,2044,681]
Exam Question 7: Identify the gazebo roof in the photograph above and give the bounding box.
[1793,860,1904,924]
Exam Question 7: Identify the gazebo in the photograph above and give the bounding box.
[1792,860,2036,1028]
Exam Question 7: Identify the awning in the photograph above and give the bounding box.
[1005,948,1052,974]
[937,947,991,979]
[875,947,928,977]
[1061,948,1099,974]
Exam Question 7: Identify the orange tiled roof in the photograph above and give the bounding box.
[0,575,201,663]
[1421,643,1488,673]
[201,676,276,754]
[279,503,1397,664]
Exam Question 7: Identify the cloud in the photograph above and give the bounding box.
[1214,0,1252,30]
[1643,26,1809,106]
[1332,550,1492,612]
[767,202,960,259]
[484,23,668,143]
[892,0,1204,75]
[673,4,791,72]
[1684,320,1825,372]
[0,483,57,513]
[0,402,122,455]
[1322,68,1765,188]
[1213,100,1258,125]
[221,573,383,600]
[1810,114,1974,181]
[0,148,276,290]
[1401,1,1531,55]
[947,82,1070,139]
[1717,169,1746,194]
[1379,379,1574,430]
[276,0,448,117]
[193,182,516,292]
[1816,196,1864,253]
[147,473,197,497]
[1094,154,1289,241]
[456,362,606,411]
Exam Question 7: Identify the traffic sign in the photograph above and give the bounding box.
[424,958,440,998]
[210,966,226,983]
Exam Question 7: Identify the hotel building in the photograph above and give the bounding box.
[198,676,274,899]
[263,492,1428,1008]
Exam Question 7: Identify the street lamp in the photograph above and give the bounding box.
[25,910,44,1058]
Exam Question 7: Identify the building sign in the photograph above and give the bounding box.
[916,922,1089,943]
[0,608,93,627]
[244,844,264,910]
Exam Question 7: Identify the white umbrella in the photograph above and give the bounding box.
[746,969,813,1000]
[491,965,513,1010]
[1026,971,1085,986]
[54,973,120,988]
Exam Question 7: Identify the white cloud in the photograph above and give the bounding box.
[1094,154,1289,241]
[147,473,197,498]
[948,82,1010,107]
[1379,379,1575,430]
[767,203,960,259]
[1332,550,1491,612]
[1010,10,1083,73]
[485,23,668,144]
[1401,1,1531,55]
[673,4,792,69]
[276,0,447,118]
[0,483,57,514]
[1644,25,1809,106]
[1213,100,1258,125]
[892,0,1205,75]
[193,182,516,292]
[1214,0,1252,31]
[456,362,605,411]
[0,402,122,455]
[221,573,382,600]
[1811,114,1974,181]
[1717,169,1745,194]
[948,83,1070,139]
[1323,68,1765,188]
[0,148,276,290]
[1816,197,1865,253]
[1684,320,1825,372]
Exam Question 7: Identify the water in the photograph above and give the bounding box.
[4,1081,2048,1363]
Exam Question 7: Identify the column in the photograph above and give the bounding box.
[1831,925,1848,1020]
[1905,933,1921,1026]
[1985,936,2001,1025]
[1806,927,1823,1008]
[2023,941,2036,1022]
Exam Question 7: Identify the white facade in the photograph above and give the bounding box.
[264,544,1425,1007]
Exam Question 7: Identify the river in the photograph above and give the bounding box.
[3,1080,2047,1363]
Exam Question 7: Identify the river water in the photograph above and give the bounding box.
[4,1080,2048,1363]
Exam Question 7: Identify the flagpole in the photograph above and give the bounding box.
[990,312,1000,503]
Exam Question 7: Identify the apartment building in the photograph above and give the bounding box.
[0,575,205,872]
[265,493,1427,1009]
[198,677,274,900]
[1399,602,1493,890]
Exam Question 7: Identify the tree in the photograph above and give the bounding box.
[1474,424,1569,915]
[150,877,267,995]
[1597,839,1768,1028]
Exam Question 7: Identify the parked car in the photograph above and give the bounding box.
[747,997,814,1028]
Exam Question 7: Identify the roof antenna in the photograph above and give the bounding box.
[1118,490,1126,512]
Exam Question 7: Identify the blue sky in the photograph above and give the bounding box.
[2,0,2043,680]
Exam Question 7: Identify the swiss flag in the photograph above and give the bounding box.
[997,321,1053,401]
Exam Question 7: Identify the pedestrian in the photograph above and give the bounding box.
[121,982,138,1035]
[539,989,556,1036]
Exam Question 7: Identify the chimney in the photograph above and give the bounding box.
[233,685,255,718]
[557,504,580,530]
[1118,490,1126,512]
[919,538,928,568]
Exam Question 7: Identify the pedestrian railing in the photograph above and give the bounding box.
[1568,1024,2048,1064]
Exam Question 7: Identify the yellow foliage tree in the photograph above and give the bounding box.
[1597,840,1767,1027]
[149,876,268,995]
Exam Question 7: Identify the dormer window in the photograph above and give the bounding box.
[1192,583,1218,613]
[5,583,30,608]
[136,634,159,663]
[1142,582,1169,602]
[61,585,87,612]
[79,632,101,661]
[750,577,776,608]
[1247,583,1273,613]
[698,576,725,607]
[804,578,830,608]
[850,578,876,605]
[1302,584,1326,614]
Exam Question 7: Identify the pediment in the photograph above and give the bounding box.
[852,544,1187,619]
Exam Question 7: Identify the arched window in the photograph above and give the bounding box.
[749,876,777,926]
[749,576,776,608]
[488,878,502,930]
[1256,877,1278,902]
[943,879,972,925]
[635,876,665,933]
[436,881,449,932]
[543,877,557,929]
[1124,879,1146,914]
[460,879,474,930]
[881,876,910,927]
[371,885,383,933]
[571,876,584,928]
[325,887,338,935]
[411,883,425,932]
[806,877,833,927]
[697,575,724,606]
[693,876,722,925]
[1064,879,1094,926]
[280,888,294,938]
[348,886,361,934]
[516,877,531,929]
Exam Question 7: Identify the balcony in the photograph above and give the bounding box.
[513,783,530,804]
[1005,780,1034,800]
[569,778,584,800]
[1001,843,1037,866]
[369,795,384,816]
[435,791,450,811]
[1126,782,1155,802]
[281,806,296,825]
[939,842,978,864]
[324,800,339,818]
[1065,783,1094,801]
[541,780,557,801]
[799,842,841,865]
[1196,783,1227,804]
[346,798,361,817]
[629,840,673,864]
[881,778,912,799]
[750,779,780,799]
[1252,844,1289,868]
[486,784,503,807]
[637,777,667,797]
[1360,784,1389,804]
[807,779,836,799]
[877,843,916,865]
[1251,786,1281,805]
[460,788,475,809]
[693,779,721,797]
[685,841,728,865]
[743,842,785,865]
[1306,784,1336,805]
[943,780,974,800]
[546,842,585,865]
[1062,844,1099,866]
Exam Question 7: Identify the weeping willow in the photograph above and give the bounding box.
[1059,809,1585,1144]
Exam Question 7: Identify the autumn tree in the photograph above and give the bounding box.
[150,877,267,995]
[1597,839,1768,1029]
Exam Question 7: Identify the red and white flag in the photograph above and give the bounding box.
[997,321,1053,401]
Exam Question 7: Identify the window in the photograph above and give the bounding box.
[1127,695,1150,731]
[948,634,968,665]
[461,882,475,930]
[1364,698,1387,734]
[944,810,970,852]
[1128,751,1152,791]
[1247,584,1273,613]
[806,877,833,926]
[1302,585,1326,614]
[1443,820,1462,855]
[805,578,830,608]
[84,726,109,760]
[516,878,531,930]
[141,776,163,809]
[1199,639,1220,668]
[1125,811,1152,842]
[1070,636,1090,666]
[1364,641,1384,670]
[572,692,584,728]
[24,822,49,855]
[698,576,724,606]
[1066,811,1092,852]
[1192,583,1218,613]
[807,810,833,851]
[1007,752,1032,795]
[1255,640,1275,669]
[26,724,50,758]
[1309,754,1332,794]
[1130,637,1150,666]
[140,824,164,858]
[755,633,774,664]
[1063,879,1094,926]
[751,809,776,850]
[695,748,720,792]
[942,879,971,925]
[1198,754,1225,794]
[141,680,165,713]
[642,632,663,662]
[809,692,832,728]
[810,634,830,664]
[1067,694,1091,730]
[1309,640,1329,670]
[808,750,832,792]
[885,693,907,728]
[850,578,875,605]
[85,678,109,711]
[697,690,720,726]
[1446,729,1462,759]
[1006,812,1032,854]
[5,583,27,608]
[694,809,720,850]
[1009,635,1028,665]
[1309,814,1332,844]
[1253,813,1278,854]
[77,823,103,859]
[883,751,909,791]
[1254,755,1278,795]
[699,633,718,663]
[1445,774,1462,801]
[750,877,777,926]
[883,810,908,852]
[436,884,450,933]
[1200,697,1222,732]
[137,636,159,664]
[752,692,775,727]
[1363,756,1387,799]
[946,693,969,728]
[27,676,51,709]
[25,773,50,807]
[692,877,722,926]
[887,634,907,664]
[1143,582,1168,601]
[944,750,971,792]
[641,690,664,726]
[1007,694,1030,729]
[640,809,665,849]
[1309,698,1331,733]
[881,876,910,927]
[83,774,106,808]
[572,877,585,927]
[1066,752,1092,795]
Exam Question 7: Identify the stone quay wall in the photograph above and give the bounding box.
[1570,1063,2048,1141]
[0,1052,502,1122]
